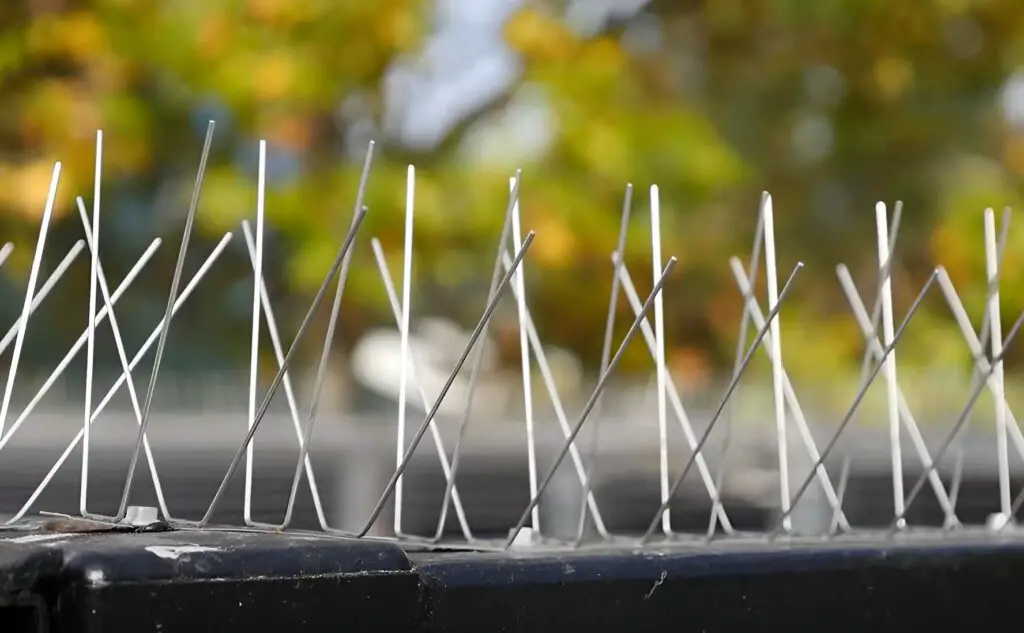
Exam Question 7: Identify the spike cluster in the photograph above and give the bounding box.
[0,124,1022,553]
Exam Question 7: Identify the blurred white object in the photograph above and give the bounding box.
[536,344,584,397]
[351,317,501,417]
[351,316,584,419]
[382,0,652,157]
[382,0,525,151]
[457,83,556,167]
[1001,71,1024,130]
[565,0,652,36]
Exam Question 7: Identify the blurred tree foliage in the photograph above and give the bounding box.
[2,0,1024,384]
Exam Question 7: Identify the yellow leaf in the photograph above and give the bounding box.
[580,37,625,76]
[88,53,133,91]
[936,0,971,17]
[246,0,315,26]
[269,114,314,151]
[25,16,61,58]
[198,13,233,60]
[4,160,72,223]
[1004,133,1024,175]
[873,55,913,102]
[252,52,296,102]
[200,167,257,233]
[930,222,973,287]
[503,7,577,62]
[26,11,107,63]
[526,211,577,269]
[107,136,152,175]
[376,6,418,50]
[61,12,108,63]
[582,121,627,177]
[20,80,76,144]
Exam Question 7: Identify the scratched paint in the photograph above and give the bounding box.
[145,545,220,560]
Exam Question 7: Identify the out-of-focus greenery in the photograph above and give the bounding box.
[2,0,1024,384]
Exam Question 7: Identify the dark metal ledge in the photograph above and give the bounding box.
[3,525,1024,632]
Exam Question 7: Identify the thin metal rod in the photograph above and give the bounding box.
[280,141,375,531]
[81,131,102,518]
[856,200,903,384]
[642,262,804,543]
[510,176,540,533]
[829,457,852,536]
[772,269,941,536]
[730,258,849,529]
[432,172,522,542]
[0,244,83,355]
[898,307,1024,529]
[0,243,12,270]
[762,194,791,531]
[948,207,1011,510]
[0,162,60,440]
[0,238,164,454]
[359,232,536,538]
[650,186,671,535]
[614,260,732,529]
[984,208,1011,518]
[19,239,229,525]
[575,183,633,545]
[243,140,268,524]
[239,220,329,530]
[370,237,474,540]
[117,121,216,519]
[75,197,171,521]
[199,205,369,526]
[875,202,905,526]
[394,165,417,536]
[507,256,680,549]
[708,191,766,540]
[835,263,956,525]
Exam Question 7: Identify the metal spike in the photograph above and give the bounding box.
[75,196,170,521]
[118,121,216,519]
[616,259,732,530]
[360,232,536,539]
[240,220,329,531]
[575,183,633,545]
[280,141,375,532]
[708,191,766,540]
[900,307,1024,530]
[730,258,848,529]
[370,237,474,541]
[835,264,956,526]
[433,172,521,542]
[875,202,905,529]
[509,256,679,549]
[198,205,369,527]
[644,262,804,544]
[0,162,60,440]
[762,193,791,531]
[243,140,268,526]
[771,269,941,536]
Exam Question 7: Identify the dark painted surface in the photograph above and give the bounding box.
[415,538,1024,632]
[3,524,1024,632]
[0,526,419,633]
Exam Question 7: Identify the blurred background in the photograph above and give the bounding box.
[2,0,1024,537]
